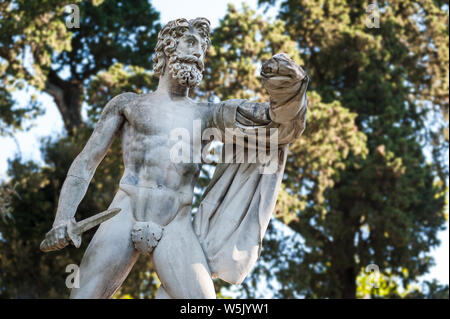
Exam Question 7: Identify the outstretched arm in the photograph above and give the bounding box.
[260,53,308,125]
[213,53,309,145]
[43,93,133,251]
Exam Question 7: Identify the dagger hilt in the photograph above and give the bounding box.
[40,208,121,252]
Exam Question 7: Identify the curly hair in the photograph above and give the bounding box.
[152,17,211,76]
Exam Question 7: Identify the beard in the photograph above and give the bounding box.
[167,53,204,88]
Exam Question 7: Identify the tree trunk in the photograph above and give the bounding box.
[341,266,357,299]
[329,214,358,299]
[330,251,357,298]
[44,70,84,135]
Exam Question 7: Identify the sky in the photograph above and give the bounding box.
[0,0,448,293]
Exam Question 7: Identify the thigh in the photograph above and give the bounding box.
[152,208,216,299]
[155,285,172,299]
[70,190,138,299]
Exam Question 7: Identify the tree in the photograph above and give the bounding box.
[0,0,161,298]
[251,0,448,298]
[0,62,162,298]
[200,4,370,298]
[0,0,68,135]
[0,0,160,134]
[1,1,447,299]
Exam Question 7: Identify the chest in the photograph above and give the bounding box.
[123,99,206,137]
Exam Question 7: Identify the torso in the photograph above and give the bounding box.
[118,93,214,226]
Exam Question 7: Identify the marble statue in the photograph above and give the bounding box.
[40,17,309,299]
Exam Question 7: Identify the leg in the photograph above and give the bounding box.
[152,207,216,299]
[155,285,172,299]
[70,190,138,299]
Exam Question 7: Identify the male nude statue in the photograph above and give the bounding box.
[41,17,309,299]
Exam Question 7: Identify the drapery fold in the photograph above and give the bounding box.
[194,55,308,283]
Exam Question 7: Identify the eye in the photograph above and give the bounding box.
[186,37,197,46]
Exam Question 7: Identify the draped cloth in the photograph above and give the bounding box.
[193,54,309,284]
[193,146,288,284]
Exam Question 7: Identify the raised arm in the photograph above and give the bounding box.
[212,53,309,145]
[260,53,308,125]
[42,93,134,251]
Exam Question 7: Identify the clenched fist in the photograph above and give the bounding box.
[261,53,308,89]
[40,222,70,252]
[260,53,309,123]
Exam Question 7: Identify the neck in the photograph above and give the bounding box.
[156,70,189,99]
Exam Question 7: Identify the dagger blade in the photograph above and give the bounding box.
[70,208,121,235]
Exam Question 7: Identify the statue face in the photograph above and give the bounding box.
[176,31,205,62]
[167,29,206,88]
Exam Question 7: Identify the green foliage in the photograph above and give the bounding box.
[0,141,85,298]
[0,128,159,298]
[0,1,448,299]
[401,279,449,299]
[280,92,368,218]
[86,63,157,122]
[0,0,72,133]
[202,4,369,298]
[200,3,302,102]
[0,0,160,298]
[53,0,160,81]
[0,0,75,88]
[260,0,449,173]
[0,182,19,222]
[356,270,449,299]
[0,87,42,136]
[0,0,160,133]
[250,0,449,298]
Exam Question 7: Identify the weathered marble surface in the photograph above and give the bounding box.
[41,17,308,299]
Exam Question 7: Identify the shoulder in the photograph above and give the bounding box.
[101,92,139,116]
[109,92,139,108]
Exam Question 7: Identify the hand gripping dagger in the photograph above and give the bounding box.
[40,208,121,252]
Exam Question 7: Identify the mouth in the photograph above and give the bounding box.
[170,54,204,72]
[168,56,204,88]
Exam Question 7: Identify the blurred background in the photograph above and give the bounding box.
[0,0,448,299]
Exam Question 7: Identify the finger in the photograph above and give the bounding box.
[271,55,304,78]
[262,61,299,83]
[41,239,55,252]
[57,237,67,248]
[45,230,54,240]
[49,239,58,250]
[40,240,49,252]
[48,234,57,245]
[57,227,66,237]
[261,61,277,76]
[262,76,294,90]
[276,61,301,78]
[273,53,292,61]
[56,239,67,249]
[57,230,66,240]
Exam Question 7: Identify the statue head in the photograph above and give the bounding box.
[153,17,211,88]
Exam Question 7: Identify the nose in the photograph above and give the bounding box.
[193,52,201,59]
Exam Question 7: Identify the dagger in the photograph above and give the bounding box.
[40,208,121,252]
